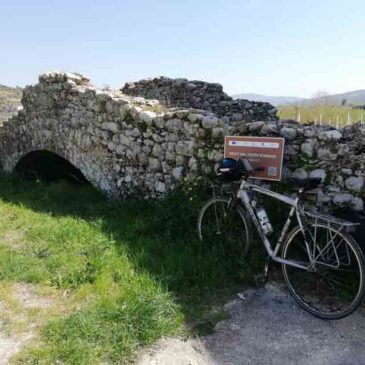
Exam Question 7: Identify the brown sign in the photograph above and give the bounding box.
[224,136,285,181]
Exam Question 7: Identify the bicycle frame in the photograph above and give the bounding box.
[236,180,312,271]
[204,175,365,319]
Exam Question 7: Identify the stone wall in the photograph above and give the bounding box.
[268,121,365,211]
[122,77,277,122]
[0,72,364,211]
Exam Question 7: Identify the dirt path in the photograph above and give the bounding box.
[136,282,365,365]
[0,333,27,365]
[0,283,55,365]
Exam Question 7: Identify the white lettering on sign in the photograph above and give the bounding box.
[228,141,279,148]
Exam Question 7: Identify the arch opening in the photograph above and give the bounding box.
[15,150,89,185]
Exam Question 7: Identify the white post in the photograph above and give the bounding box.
[314,116,317,125]
[320,113,322,125]
[347,113,350,126]
[297,112,301,123]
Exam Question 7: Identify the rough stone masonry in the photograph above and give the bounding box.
[0,72,364,211]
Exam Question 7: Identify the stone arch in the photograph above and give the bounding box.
[4,144,117,197]
[14,149,89,184]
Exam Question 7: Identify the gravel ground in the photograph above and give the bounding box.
[136,281,365,365]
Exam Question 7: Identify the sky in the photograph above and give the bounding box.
[1,0,365,97]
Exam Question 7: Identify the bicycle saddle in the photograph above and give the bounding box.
[287,177,322,190]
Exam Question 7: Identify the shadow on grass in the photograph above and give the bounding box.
[0,173,265,334]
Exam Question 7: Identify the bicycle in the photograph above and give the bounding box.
[197,158,365,319]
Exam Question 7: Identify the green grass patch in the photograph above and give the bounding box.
[0,174,262,364]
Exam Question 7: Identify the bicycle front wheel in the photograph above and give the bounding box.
[282,223,365,319]
[197,197,252,258]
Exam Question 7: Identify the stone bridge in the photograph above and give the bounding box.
[0,72,276,197]
[0,72,364,211]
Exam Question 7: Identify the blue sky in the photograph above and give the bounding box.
[1,0,365,97]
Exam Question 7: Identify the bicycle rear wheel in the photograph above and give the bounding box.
[197,197,252,258]
[282,223,365,319]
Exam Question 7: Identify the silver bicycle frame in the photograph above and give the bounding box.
[237,180,311,271]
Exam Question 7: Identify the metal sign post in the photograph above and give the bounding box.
[224,136,285,181]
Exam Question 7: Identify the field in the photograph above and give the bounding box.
[0,174,264,364]
[278,105,365,127]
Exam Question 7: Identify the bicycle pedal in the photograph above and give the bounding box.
[254,273,268,287]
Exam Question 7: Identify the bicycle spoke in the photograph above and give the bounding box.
[198,197,251,259]
[282,223,364,319]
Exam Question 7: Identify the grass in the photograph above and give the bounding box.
[0,173,263,364]
[278,105,364,126]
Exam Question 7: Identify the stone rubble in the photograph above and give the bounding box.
[0,71,363,211]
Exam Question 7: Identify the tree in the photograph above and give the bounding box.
[312,90,329,105]
[312,90,329,98]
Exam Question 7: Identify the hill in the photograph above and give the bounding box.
[0,84,22,124]
[233,89,365,108]
[232,93,304,106]
[296,89,365,106]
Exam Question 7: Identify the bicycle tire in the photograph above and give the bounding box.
[281,223,365,319]
[197,197,252,258]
